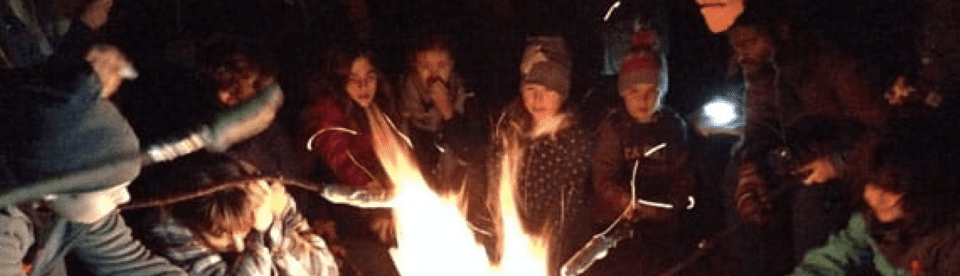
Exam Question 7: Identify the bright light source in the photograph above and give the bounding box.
[703,98,737,126]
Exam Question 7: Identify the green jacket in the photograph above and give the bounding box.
[791,212,960,276]
[0,206,186,276]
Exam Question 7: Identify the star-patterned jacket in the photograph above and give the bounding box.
[487,101,593,273]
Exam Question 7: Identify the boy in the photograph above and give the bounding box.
[590,45,698,276]
[143,153,339,276]
[398,29,485,191]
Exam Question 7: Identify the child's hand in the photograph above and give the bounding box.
[267,181,289,216]
[428,81,455,120]
[252,180,289,232]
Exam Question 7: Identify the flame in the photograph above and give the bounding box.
[366,108,550,276]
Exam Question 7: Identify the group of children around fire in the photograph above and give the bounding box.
[1,0,958,276]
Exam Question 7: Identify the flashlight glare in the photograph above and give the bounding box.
[703,99,737,126]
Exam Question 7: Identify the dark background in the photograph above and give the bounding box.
[102,0,921,124]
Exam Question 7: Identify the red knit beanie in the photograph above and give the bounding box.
[618,47,663,93]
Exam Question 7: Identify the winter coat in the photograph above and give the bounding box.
[0,206,186,276]
[145,196,339,276]
[591,107,698,276]
[791,212,960,276]
[728,29,882,276]
[301,99,383,187]
[735,29,886,180]
[487,103,593,274]
[593,107,696,224]
[398,73,488,191]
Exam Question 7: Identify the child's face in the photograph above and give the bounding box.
[522,83,563,123]
[48,182,131,224]
[201,229,250,253]
[415,48,453,88]
[215,56,270,107]
[620,83,661,123]
[346,56,378,108]
[863,183,905,223]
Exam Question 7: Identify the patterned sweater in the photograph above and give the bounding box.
[146,196,338,276]
[488,108,593,274]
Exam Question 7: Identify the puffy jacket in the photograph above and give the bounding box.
[301,99,383,187]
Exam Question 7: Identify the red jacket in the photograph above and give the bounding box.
[302,99,381,187]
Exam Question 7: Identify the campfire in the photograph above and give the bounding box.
[366,107,551,276]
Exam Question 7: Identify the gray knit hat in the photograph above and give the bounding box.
[1,91,141,205]
[521,36,572,98]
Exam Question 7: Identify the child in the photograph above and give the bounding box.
[143,153,339,276]
[789,118,960,276]
[590,44,698,276]
[398,29,486,192]
[487,35,592,275]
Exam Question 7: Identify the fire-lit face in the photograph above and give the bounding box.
[522,83,563,123]
[415,48,454,88]
[695,0,745,33]
[728,25,776,77]
[620,83,661,123]
[346,56,378,108]
[47,182,131,224]
[215,57,265,107]
[201,229,250,253]
[862,183,905,223]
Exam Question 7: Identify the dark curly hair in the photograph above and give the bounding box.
[851,116,960,234]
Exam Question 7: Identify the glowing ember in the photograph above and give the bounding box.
[366,108,550,276]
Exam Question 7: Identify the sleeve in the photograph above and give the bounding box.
[147,220,227,276]
[148,215,268,276]
[592,119,629,222]
[0,207,32,276]
[739,74,784,164]
[665,118,697,210]
[789,213,873,276]
[555,127,595,270]
[230,233,273,276]
[267,196,339,276]
[303,101,375,187]
[70,211,187,276]
[934,236,960,276]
